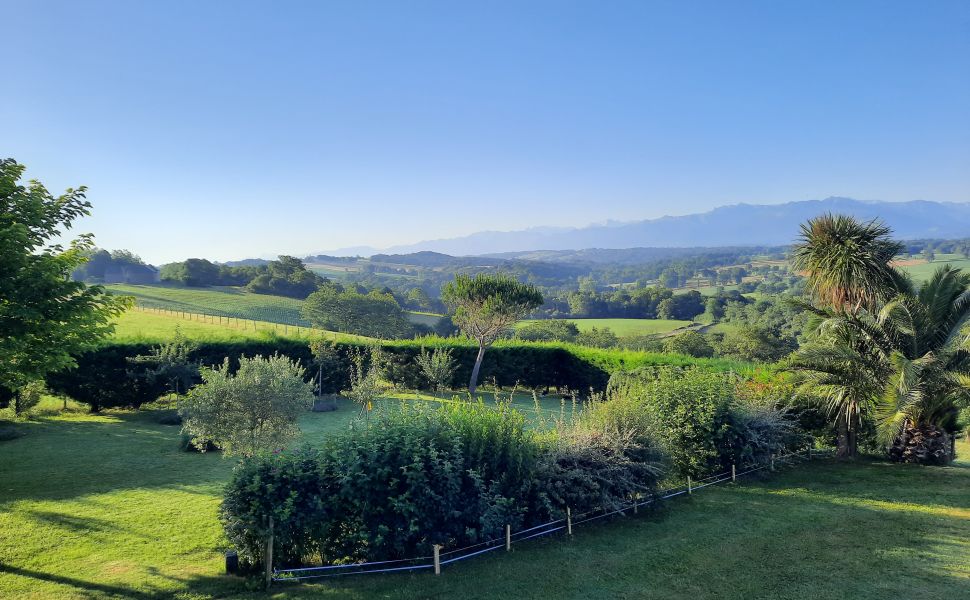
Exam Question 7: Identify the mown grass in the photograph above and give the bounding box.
[106,283,438,329]
[109,309,367,344]
[517,318,693,337]
[1,396,968,600]
[106,284,311,327]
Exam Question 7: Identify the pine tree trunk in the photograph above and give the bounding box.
[468,345,486,395]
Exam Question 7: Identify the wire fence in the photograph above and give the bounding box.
[271,445,833,584]
[129,305,314,336]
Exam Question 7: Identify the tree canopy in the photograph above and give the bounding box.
[301,284,414,338]
[0,158,129,405]
[442,273,543,393]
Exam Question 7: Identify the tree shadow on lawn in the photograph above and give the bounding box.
[177,459,970,600]
[4,458,970,599]
[0,411,234,505]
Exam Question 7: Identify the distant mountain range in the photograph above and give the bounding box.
[316,197,970,258]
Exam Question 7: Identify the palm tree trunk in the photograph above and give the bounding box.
[468,344,486,395]
[836,417,851,458]
[847,425,858,458]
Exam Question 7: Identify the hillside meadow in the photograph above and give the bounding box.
[105,284,438,329]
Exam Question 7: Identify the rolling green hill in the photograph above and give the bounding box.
[106,284,438,329]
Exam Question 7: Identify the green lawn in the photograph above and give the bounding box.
[2,396,968,599]
[517,318,693,337]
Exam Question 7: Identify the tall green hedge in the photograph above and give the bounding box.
[46,337,747,411]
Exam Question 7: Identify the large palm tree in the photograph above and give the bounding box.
[789,214,907,457]
[792,214,906,314]
[791,265,970,461]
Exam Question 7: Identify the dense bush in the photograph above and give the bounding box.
[221,398,664,568]
[662,330,715,358]
[608,367,801,477]
[222,402,541,566]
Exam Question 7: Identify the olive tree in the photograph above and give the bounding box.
[441,274,543,394]
[180,354,314,456]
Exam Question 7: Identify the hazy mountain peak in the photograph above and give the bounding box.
[316,198,969,257]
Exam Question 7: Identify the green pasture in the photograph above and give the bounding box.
[106,284,439,329]
[106,284,310,326]
[898,255,970,283]
[1,395,968,599]
[110,309,365,344]
[517,318,693,337]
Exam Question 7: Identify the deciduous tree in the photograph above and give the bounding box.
[0,159,129,407]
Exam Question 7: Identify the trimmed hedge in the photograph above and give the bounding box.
[47,337,747,411]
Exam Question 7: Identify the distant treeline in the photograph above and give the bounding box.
[72,249,158,284]
[158,255,321,298]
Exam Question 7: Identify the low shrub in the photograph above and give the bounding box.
[608,367,801,478]
[14,381,44,416]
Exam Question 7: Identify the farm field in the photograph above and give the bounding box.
[106,283,311,326]
[897,254,970,283]
[106,284,438,329]
[110,308,367,344]
[518,318,693,337]
[1,397,967,600]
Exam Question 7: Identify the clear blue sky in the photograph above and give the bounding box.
[4,0,969,263]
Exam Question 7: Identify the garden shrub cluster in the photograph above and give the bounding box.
[607,367,803,478]
[221,399,663,568]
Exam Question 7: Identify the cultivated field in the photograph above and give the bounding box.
[897,254,970,283]
[518,318,693,337]
[1,397,967,600]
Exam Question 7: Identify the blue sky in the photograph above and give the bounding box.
[4,0,969,263]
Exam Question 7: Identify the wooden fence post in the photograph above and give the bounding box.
[687,476,692,494]
[264,516,274,589]
[731,464,736,482]
[770,454,775,472]
[567,507,572,535]
[505,524,511,551]
[433,544,441,575]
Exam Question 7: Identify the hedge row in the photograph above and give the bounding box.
[46,337,746,411]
